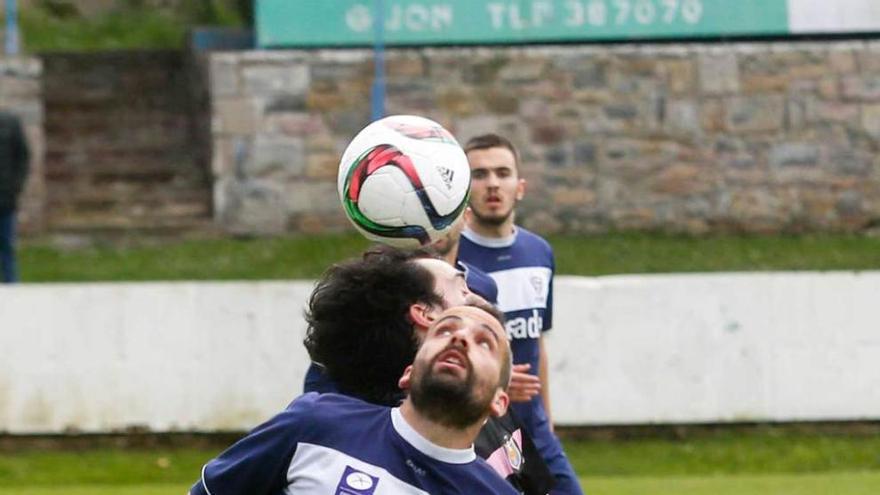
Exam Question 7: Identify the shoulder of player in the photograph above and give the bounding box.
[469,458,521,494]
[282,392,383,429]
[514,226,553,252]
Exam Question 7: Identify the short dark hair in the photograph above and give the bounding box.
[303,247,443,406]
[464,133,520,170]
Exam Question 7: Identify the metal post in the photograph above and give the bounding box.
[370,0,386,121]
[4,0,18,55]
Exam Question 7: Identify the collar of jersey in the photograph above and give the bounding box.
[390,407,476,464]
[461,226,517,248]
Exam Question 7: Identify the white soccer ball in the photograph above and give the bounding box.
[337,115,470,248]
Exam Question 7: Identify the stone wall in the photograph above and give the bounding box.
[42,51,211,233]
[0,57,44,232]
[210,41,880,236]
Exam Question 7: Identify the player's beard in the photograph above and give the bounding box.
[409,346,493,429]
[470,202,514,227]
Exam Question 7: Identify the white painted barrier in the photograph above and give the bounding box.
[1,272,879,433]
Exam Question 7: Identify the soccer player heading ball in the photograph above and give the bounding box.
[190,304,521,494]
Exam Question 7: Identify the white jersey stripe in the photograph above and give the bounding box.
[286,443,429,495]
[489,267,552,313]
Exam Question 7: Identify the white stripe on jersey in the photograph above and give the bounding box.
[286,442,429,494]
[489,267,552,313]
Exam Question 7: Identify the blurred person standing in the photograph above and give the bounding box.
[0,111,30,283]
[459,133,584,495]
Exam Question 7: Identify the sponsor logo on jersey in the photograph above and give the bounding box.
[336,465,379,494]
[505,309,543,339]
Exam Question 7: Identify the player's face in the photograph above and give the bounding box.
[466,147,525,227]
[403,306,510,427]
[413,258,471,308]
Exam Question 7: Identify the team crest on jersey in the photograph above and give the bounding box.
[336,465,379,495]
[530,276,544,299]
[503,435,524,472]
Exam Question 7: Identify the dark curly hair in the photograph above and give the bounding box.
[304,246,443,406]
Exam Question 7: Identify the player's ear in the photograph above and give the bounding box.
[489,389,509,418]
[398,365,414,391]
[515,177,526,201]
[408,303,437,329]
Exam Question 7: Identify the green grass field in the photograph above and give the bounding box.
[2,474,879,495]
[19,232,880,282]
[2,431,879,494]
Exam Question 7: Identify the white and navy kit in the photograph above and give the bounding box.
[458,227,584,495]
[190,393,518,495]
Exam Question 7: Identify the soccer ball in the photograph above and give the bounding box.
[337,115,470,248]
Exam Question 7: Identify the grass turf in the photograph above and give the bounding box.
[18,233,880,282]
[1,473,879,495]
[582,472,880,495]
[2,431,879,489]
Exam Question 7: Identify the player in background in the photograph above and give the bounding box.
[458,133,584,495]
[304,247,555,494]
[190,304,519,495]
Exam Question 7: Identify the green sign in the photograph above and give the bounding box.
[257,0,789,47]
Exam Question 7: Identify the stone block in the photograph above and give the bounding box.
[828,149,872,176]
[498,58,546,82]
[437,87,480,116]
[264,112,325,136]
[806,99,860,124]
[550,186,595,207]
[769,143,820,168]
[651,164,715,196]
[574,142,597,165]
[861,104,880,139]
[661,59,696,94]
[828,49,857,74]
[724,95,784,134]
[210,57,239,97]
[572,61,608,89]
[841,75,880,101]
[0,77,40,98]
[246,135,306,178]
[664,100,701,135]
[740,74,790,93]
[264,95,307,113]
[700,99,725,133]
[242,64,309,96]
[305,152,339,180]
[817,77,840,99]
[213,97,258,135]
[283,181,340,214]
[482,89,520,114]
[387,56,426,77]
[698,53,740,95]
[216,178,287,236]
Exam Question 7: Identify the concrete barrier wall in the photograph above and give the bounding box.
[2,272,879,433]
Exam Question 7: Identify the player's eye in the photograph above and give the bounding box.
[472,169,487,179]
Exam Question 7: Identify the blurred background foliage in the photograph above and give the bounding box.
[18,0,253,51]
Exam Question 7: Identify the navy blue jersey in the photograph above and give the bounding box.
[457,227,554,376]
[457,260,499,305]
[190,393,517,495]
